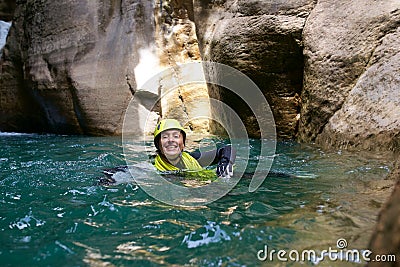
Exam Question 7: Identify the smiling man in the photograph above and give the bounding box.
[153,119,235,178]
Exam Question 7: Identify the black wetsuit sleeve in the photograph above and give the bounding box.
[190,150,218,167]
[189,145,236,168]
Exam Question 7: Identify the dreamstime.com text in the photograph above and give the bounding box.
[257,238,396,264]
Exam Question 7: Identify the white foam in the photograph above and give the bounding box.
[0,132,36,136]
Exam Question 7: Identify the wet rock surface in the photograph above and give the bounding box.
[1,0,142,135]
[193,0,315,138]
[0,0,209,135]
[298,0,400,152]
[368,158,400,266]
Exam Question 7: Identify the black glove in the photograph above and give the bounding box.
[216,145,235,178]
[216,157,234,178]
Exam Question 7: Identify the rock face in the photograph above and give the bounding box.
[0,0,209,135]
[298,0,400,152]
[193,0,315,138]
[1,1,143,134]
[0,0,15,21]
[1,0,399,151]
[368,158,400,266]
[155,0,210,134]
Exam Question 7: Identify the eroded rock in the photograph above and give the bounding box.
[1,1,144,135]
[0,0,209,135]
[155,0,210,134]
[298,0,400,152]
[193,0,315,138]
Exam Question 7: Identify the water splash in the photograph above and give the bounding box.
[9,210,46,230]
[98,195,117,212]
[182,221,231,248]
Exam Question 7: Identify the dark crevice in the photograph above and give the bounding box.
[66,74,86,134]
[126,74,136,96]
[177,89,192,130]
[0,0,16,21]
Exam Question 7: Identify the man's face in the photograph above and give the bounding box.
[160,129,184,160]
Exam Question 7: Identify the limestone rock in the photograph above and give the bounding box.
[1,0,149,135]
[0,0,210,136]
[155,0,210,134]
[193,0,315,138]
[298,0,400,152]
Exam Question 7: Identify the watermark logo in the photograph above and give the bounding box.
[122,61,276,207]
[257,238,396,264]
[336,238,347,249]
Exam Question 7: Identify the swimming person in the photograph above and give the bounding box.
[97,119,236,185]
[153,119,236,178]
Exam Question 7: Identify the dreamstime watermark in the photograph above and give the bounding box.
[122,61,277,207]
[257,238,396,264]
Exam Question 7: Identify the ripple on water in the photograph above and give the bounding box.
[0,136,394,266]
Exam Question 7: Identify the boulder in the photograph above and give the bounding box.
[298,0,400,152]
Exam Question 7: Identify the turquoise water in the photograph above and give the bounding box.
[0,133,392,266]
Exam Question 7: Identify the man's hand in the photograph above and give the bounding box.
[216,157,233,178]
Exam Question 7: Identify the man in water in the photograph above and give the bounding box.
[153,119,235,178]
[98,119,235,185]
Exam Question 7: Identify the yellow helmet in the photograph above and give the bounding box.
[153,119,186,149]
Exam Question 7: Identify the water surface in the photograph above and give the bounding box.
[0,133,392,266]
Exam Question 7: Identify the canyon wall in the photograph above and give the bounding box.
[154,0,210,134]
[1,0,144,134]
[192,0,399,151]
[193,0,315,138]
[1,0,399,153]
[0,0,209,135]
